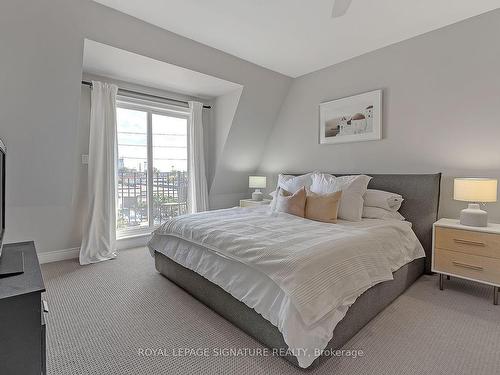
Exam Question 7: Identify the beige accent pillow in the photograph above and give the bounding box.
[275,187,306,217]
[305,190,342,223]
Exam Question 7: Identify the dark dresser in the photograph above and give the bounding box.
[0,241,46,375]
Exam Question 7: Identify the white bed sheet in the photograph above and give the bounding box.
[148,208,424,368]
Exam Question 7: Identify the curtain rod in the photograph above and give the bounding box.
[81,81,211,109]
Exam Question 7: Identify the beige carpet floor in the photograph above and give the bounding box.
[41,247,500,375]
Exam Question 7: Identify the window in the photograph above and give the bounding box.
[116,98,189,237]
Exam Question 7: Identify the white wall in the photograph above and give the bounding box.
[0,0,290,253]
[208,88,243,205]
[258,9,500,222]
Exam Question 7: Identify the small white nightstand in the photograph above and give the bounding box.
[239,199,271,208]
[432,218,500,305]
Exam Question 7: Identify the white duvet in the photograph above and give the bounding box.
[148,206,424,367]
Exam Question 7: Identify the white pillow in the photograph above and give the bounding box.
[362,206,405,221]
[310,174,372,221]
[279,173,314,192]
[270,173,315,211]
[364,189,403,212]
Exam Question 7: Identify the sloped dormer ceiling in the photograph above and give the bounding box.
[93,0,500,77]
[83,39,242,98]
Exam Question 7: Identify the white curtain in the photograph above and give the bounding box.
[187,101,209,213]
[80,81,119,265]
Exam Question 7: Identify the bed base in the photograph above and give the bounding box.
[155,251,424,369]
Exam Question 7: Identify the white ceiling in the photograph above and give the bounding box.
[83,39,241,98]
[93,0,500,77]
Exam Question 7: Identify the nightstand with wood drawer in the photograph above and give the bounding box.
[432,218,500,305]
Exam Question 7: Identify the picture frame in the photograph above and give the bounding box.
[319,89,382,145]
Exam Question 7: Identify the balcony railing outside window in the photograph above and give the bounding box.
[117,170,188,231]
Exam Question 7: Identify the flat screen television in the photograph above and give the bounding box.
[0,138,22,277]
[0,139,5,257]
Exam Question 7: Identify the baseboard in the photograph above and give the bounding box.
[38,247,80,264]
[37,237,150,264]
[117,234,150,250]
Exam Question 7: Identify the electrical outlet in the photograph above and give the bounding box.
[81,154,89,165]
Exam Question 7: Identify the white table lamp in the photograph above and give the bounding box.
[454,178,497,227]
[249,176,266,201]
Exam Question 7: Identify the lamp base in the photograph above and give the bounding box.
[460,203,488,227]
[252,189,263,201]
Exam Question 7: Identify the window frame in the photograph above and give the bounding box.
[116,96,191,239]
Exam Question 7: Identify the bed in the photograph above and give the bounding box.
[148,173,441,368]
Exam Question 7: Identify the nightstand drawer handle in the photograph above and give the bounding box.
[453,239,485,247]
[452,261,483,271]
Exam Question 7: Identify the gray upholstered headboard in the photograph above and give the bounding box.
[290,173,441,273]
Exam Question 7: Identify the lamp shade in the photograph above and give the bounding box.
[249,176,266,189]
[454,178,497,203]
